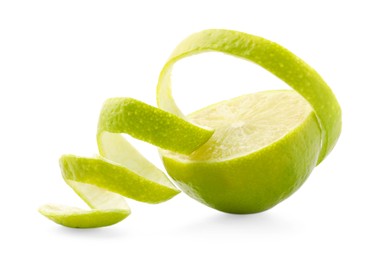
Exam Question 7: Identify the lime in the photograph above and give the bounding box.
[157,29,341,213]
[40,29,341,227]
[160,90,321,213]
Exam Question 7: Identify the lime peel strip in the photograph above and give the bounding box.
[157,29,342,164]
[39,98,213,228]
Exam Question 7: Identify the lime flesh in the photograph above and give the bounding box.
[161,90,322,213]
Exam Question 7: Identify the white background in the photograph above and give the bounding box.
[1,0,385,259]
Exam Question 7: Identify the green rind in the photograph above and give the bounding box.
[97,97,213,155]
[157,29,341,164]
[41,97,213,228]
[60,155,180,203]
[39,206,129,228]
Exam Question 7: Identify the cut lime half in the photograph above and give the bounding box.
[161,90,322,213]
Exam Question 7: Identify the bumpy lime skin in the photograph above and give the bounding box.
[98,98,213,155]
[40,208,129,229]
[162,112,321,214]
[60,155,179,203]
